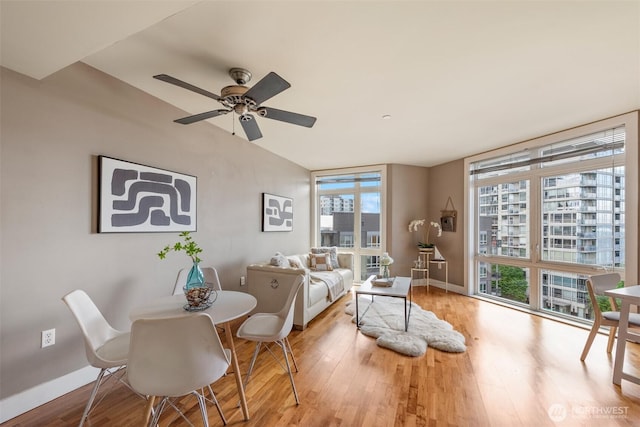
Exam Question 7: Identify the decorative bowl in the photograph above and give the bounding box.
[183,286,212,309]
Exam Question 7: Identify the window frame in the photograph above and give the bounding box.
[463,112,639,316]
[311,165,387,282]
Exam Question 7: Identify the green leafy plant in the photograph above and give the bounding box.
[157,231,202,263]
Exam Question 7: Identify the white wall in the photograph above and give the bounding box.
[0,63,311,419]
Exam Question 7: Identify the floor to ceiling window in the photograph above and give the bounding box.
[311,165,387,282]
[466,113,638,324]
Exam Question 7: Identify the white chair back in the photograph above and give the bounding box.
[128,312,230,398]
[62,289,128,368]
[62,289,131,426]
[173,266,223,295]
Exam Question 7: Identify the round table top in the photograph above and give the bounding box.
[129,290,257,324]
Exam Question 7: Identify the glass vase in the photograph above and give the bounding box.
[382,265,389,279]
[185,261,205,289]
[183,261,212,311]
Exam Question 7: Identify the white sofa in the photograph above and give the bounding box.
[246,252,354,329]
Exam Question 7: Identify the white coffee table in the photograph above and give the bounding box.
[355,275,412,331]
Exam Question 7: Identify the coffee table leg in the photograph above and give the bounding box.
[355,294,376,328]
[404,297,407,331]
[403,297,413,331]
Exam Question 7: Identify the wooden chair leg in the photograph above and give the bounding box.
[143,396,156,425]
[580,323,600,361]
[607,326,617,354]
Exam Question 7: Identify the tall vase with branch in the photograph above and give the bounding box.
[408,219,442,249]
[158,231,212,310]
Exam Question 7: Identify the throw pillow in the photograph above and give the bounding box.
[270,252,289,268]
[309,253,333,271]
[287,256,305,269]
[311,246,340,269]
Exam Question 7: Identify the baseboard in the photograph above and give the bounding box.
[412,278,463,294]
[0,365,99,423]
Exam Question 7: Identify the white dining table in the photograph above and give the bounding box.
[604,285,640,387]
[130,290,257,421]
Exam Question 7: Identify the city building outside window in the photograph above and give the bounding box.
[466,116,636,325]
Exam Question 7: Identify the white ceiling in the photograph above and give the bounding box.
[2,1,639,170]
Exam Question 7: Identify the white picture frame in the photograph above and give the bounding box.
[99,156,197,233]
[262,192,293,232]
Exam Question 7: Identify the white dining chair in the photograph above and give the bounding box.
[62,290,131,427]
[127,312,230,426]
[236,274,305,405]
[580,272,640,361]
[173,266,223,295]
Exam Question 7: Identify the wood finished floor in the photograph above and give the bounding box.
[5,286,640,427]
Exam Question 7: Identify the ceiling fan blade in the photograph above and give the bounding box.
[154,74,221,101]
[260,107,317,128]
[244,72,291,105]
[239,114,263,141]
[174,109,230,125]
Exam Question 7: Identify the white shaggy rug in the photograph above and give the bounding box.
[345,296,466,357]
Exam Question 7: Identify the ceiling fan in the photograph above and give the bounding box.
[153,68,317,141]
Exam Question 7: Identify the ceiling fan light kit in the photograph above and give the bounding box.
[153,68,316,141]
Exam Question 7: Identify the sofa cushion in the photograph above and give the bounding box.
[334,268,353,285]
[311,246,340,269]
[309,253,333,271]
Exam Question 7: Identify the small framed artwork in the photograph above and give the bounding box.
[440,196,457,232]
[441,214,456,232]
[262,193,293,232]
[99,156,197,233]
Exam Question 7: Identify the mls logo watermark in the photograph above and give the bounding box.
[548,403,629,422]
[548,403,568,422]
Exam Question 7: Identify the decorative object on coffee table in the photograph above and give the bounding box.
[380,252,394,279]
[372,276,395,287]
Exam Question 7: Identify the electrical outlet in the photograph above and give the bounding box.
[41,329,55,348]
[240,276,246,286]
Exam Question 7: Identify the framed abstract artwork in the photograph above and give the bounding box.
[262,192,293,232]
[99,156,197,233]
